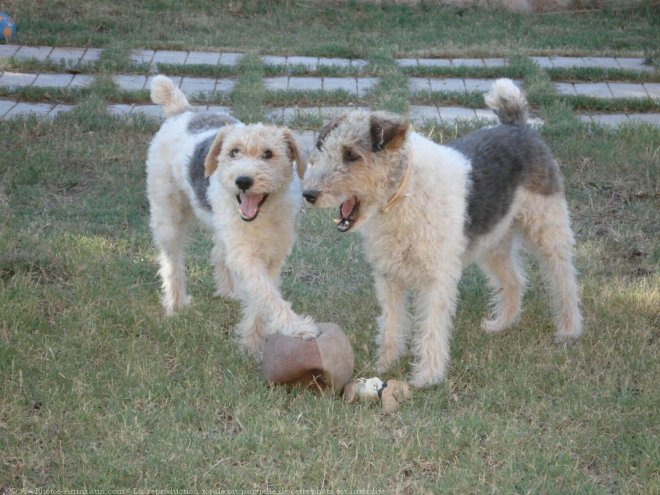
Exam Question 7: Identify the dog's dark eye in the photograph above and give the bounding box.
[262,150,273,160]
[343,149,360,163]
[229,148,240,158]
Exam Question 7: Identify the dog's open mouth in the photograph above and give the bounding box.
[335,196,359,232]
[236,193,268,222]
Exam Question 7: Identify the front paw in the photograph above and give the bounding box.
[240,331,265,360]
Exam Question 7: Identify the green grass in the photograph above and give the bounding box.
[5,0,659,58]
[0,1,659,491]
[1,103,658,492]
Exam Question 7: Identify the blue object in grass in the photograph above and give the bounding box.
[0,12,16,43]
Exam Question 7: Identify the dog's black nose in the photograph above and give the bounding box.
[235,176,254,191]
[303,190,319,204]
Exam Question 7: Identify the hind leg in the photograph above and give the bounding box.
[520,193,582,342]
[149,188,194,315]
[479,232,527,333]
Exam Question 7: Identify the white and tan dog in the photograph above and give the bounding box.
[303,79,582,388]
[146,75,317,354]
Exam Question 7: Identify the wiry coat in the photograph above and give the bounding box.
[146,76,317,355]
[303,79,582,387]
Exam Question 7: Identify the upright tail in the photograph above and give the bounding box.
[150,75,192,117]
[485,78,528,125]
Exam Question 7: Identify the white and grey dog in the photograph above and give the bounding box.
[146,75,317,355]
[302,79,582,388]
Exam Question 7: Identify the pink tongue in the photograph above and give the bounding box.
[340,197,357,219]
[239,193,264,219]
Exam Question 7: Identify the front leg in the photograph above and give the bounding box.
[410,275,461,388]
[211,241,235,299]
[374,274,410,374]
[231,257,318,350]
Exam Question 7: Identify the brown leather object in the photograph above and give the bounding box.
[262,322,354,393]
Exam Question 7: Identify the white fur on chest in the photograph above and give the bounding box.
[361,134,472,285]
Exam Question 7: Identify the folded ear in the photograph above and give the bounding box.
[204,126,233,178]
[369,112,409,152]
[282,128,305,180]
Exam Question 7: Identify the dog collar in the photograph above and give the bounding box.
[380,158,413,214]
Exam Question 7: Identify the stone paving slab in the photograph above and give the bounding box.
[130,50,155,64]
[530,57,554,69]
[549,56,588,68]
[439,106,478,121]
[628,113,660,125]
[32,73,74,88]
[206,105,231,115]
[180,77,217,94]
[185,51,221,65]
[323,77,357,93]
[417,58,452,68]
[0,44,19,58]
[214,79,235,93]
[48,47,87,63]
[616,57,654,72]
[397,58,418,67]
[464,78,497,92]
[643,83,660,98]
[474,109,498,121]
[573,82,613,98]
[554,82,576,96]
[262,55,287,66]
[14,46,53,61]
[608,82,649,98]
[0,72,37,88]
[132,104,164,118]
[220,53,243,66]
[318,57,351,68]
[0,99,16,117]
[82,48,103,62]
[70,74,95,87]
[264,77,289,91]
[408,77,431,92]
[288,77,323,91]
[582,57,621,69]
[153,50,188,65]
[285,56,319,69]
[452,58,485,67]
[5,102,53,118]
[429,78,466,92]
[357,78,378,97]
[482,58,507,67]
[49,104,75,118]
[409,105,440,121]
[114,75,148,91]
[108,104,134,116]
[581,114,630,126]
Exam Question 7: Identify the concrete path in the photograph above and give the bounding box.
[3,44,654,72]
[0,44,658,127]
